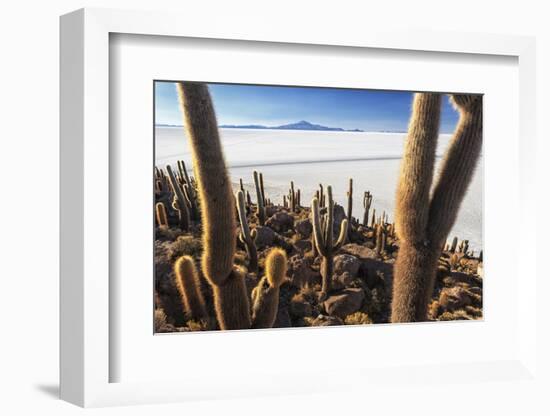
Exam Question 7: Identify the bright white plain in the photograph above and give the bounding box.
[155,128,484,251]
[1,1,549,415]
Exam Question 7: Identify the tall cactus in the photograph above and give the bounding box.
[259,172,266,205]
[251,247,288,328]
[166,164,190,231]
[155,202,168,230]
[362,191,372,226]
[449,236,458,253]
[391,93,482,322]
[174,255,208,321]
[346,178,353,235]
[236,190,258,273]
[177,82,251,330]
[253,170,266,225]
[177,160,199,221]
[289,181,296,212]
[311,186,348,299]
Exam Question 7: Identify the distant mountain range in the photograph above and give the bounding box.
[155,120,364,132]
[219,120,363,132]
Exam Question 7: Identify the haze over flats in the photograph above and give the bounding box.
[155,126,483,252]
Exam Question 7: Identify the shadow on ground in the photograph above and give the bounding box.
[35,384,59,399]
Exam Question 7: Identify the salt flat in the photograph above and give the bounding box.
[155,127,483,252]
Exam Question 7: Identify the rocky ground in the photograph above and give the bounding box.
[154,191,483,332]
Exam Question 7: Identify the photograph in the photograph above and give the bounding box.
[153,81,483,333]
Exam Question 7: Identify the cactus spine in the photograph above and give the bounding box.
[253,170,266,225]
[251,247,288,328]
[236,190,258,273]
[391,93,483,322]
[311,186,348,299]
[174,256,208,321]
[177,82,251,330]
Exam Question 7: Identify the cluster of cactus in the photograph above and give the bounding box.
[154,167,168,194]
[286,181,301,212]
[315,184,326,208]
[443,237,473,257]
[311,185,348,299]
[445,236,459,253]
[154,159,200,232]
[166,165,190,231]
[172,82,288,330]
[238,178,251,214]
[391,93,483,322]
[458,239,469,254]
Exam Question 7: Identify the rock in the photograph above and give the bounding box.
[154,240,173,279]
[341,243,378,260]
[320,204,346,233]
[469,286,482,296]
[290,295,313,317]
[254,225,277,248]
[287,255,317,287]
[330,271,354,291]
[310,314,344,326]
[265,205,279,217]
[332,204,346,231]
[323,288,365,318]
[295,218,313,238]
[294,239,312,253]
[266,211,294,233]
[339,272,354,286]
[274,306,292,328]
[333,254,361,277]
[438,287,472,311]
[365,269,384,289]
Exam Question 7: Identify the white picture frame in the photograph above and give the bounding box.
[60,7,538,408]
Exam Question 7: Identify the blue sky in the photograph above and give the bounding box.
[155,81,459,133]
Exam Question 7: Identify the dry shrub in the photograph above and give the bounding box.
[344,311,373,325]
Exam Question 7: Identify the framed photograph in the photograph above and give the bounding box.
[60,8,538,408]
